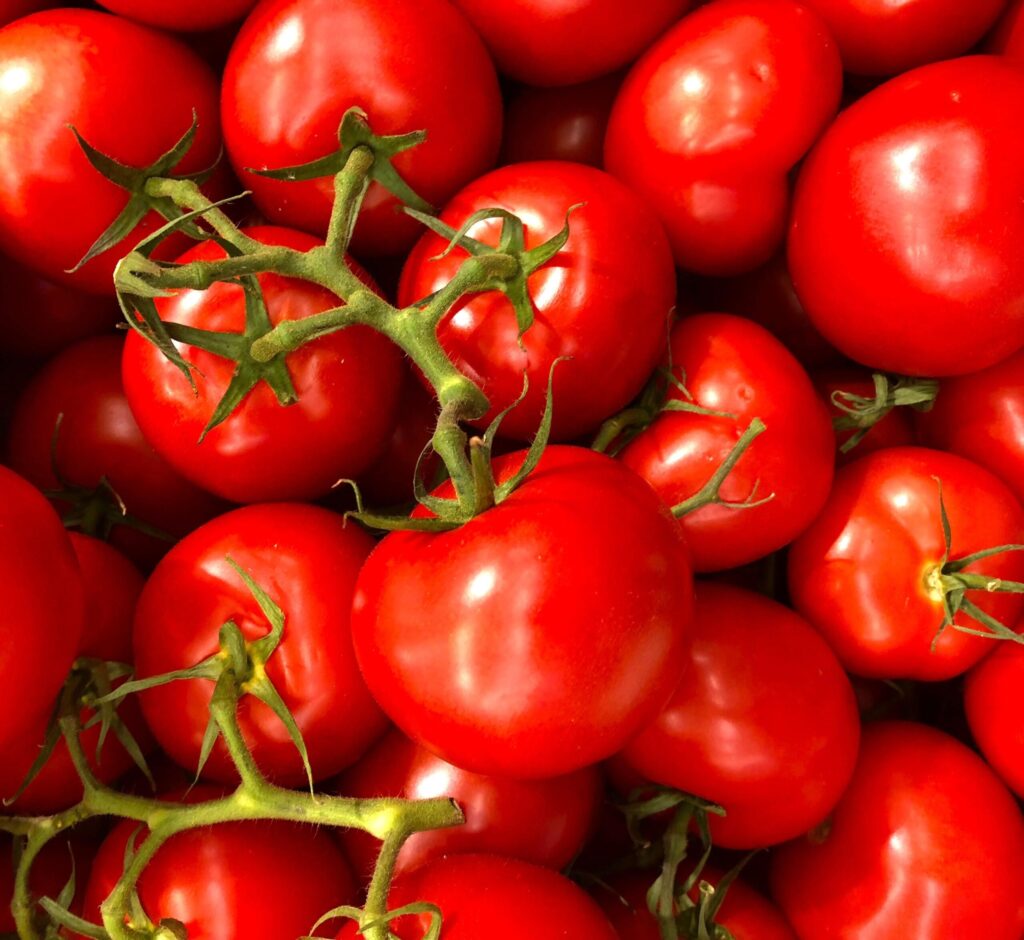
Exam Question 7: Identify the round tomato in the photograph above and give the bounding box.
[771,721,1024,940]
[95,0,258,30]
[398,162,675,441]
[121,226,403,504]
[222,0,502,257]
[965,637,1024,797]
[352,445,693,780]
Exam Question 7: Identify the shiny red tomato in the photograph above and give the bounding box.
[790,56,1024,376]
[965,637,1024,797]
[789,447,1024,679]
[605,0,842,275]
[352,446,693,780]
[618,583,860,849]
[451,0,690,86]
[95,0,258,30]
[335,729,602,882]
[0,10,222,294]
[619,314,835,572]
[771,721,1024,940]
[121,226,403,504]
[398,162,675,441]
[222,0,502,257]
[133,502,386,787]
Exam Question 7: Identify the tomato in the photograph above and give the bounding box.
[222,0,502,257]
[605,0,842,275]
[336,855,618,940]
[0,10,222,294]
[797,0,1009,74]
[790,56,1024,376]
[334,729,602,883]
[399,162,674,441]
[352,445,693,780]
[133,502,386,787]
[6,334,226,568]
[122,227,403,504]
[789,447,1024,680]
[619,314,835,572]
[450,1,691,86]
[95,0,258,30]
[988,0,1024,57]
[770,721,1024,940]
[618,583,859,849]
[965,637,1024,797]
[0,466,83,752]
[915,347,1024,505]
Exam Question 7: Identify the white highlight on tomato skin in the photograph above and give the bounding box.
[0,61,33,97]
[266,16,305,63]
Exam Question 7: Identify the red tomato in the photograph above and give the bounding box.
[988,0,1024,57]
[121,226,403,504]
[798,0,1008,74]
[618,583,860,849]
[335,729,602,882]
[336,855,618,940]
[450,0,691,86]
[95,0,258,30]
[0,466,83,751]
[789,447,1024,679]
[770,721,1024,940]
[133,502,387,787]
[6,334,226,568]
[398,162,675,441]
[915,347,1024,505]
[605,0,842,275]
[352,446,693,780]
[619,314,835,572]
[0,10,222,294]
[790,56,1024,376]
[965,637,1024,797]
[222,0,502,257]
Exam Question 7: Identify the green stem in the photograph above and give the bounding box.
[672,419,769,517]
[149,248,304,291]
[144,178,260,255]
[361,829,408,940]
[325,146,374,254]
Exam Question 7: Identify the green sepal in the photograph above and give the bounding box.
[301,902,443,940]
[2,696,62,807]
[246,673,316,795]
[38,899,106,940]
[95,655,221,707]
[118,291,195,390]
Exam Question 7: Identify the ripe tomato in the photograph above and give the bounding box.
[965,637,1024,797]
[0,9,222,294]
[121,227,403,504]
[450,1,691,86]
[398,162,675,441]
[789,447,1024,680]
[605,0,842,275]
[619,314,835,572]
[222,0,502,257]
[95,0,258,30]
[335,729,602,882]
[352,446,693,780]
[790,56,1024,376]
[618,583,860,849]
[133,502,386,787]
[770,721,1024,940]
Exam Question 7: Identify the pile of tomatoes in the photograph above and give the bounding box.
[2,0,1024,938]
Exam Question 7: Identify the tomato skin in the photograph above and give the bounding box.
[450,0,691,86]
[965,638,1024,797]
[770,721,1024,940]
[988,0,1024,57]
[605,0,842,275]
[122,226,403,504]
[352,446,693,780]
[618,583,860,849]
[0,1,49,25]
[0,10,222,294]
[336,855,618,940]
[789,447,1024,680]
[133,502,387,787]
[334,729,602,883]
[790,56,1024,376]
[619,314,835,572]
[797,0,1008,75]
[95,0,258,30]
[915,347,1024,506]
[222,0,502,258]
[398,162,675,442]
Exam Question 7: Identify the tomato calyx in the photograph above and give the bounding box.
[831,373,939,454]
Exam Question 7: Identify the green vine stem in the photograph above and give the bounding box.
[831,373,939,454]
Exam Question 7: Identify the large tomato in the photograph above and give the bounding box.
[221,0,502,257]
[0,10,222,294]
[398,162,675,441]
[352,445,693,780]
[121,227,403,504]
[789,56,1024,375]
[770,721,1024,940]
[965,636,1024,797]
[605,0,842,275]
